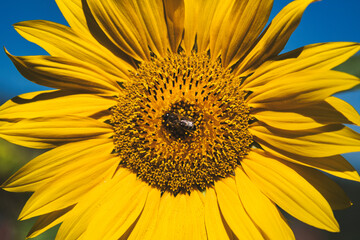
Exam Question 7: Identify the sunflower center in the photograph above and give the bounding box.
[111,53,253,194]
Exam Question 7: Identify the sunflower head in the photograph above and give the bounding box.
[1,0,360,239]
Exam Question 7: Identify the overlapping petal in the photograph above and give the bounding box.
[253,97,360,130]
[18,151,118,220]
[0,91,115,124]
[7,53,122,93]
[247,70,359,110]
[163,0,185,52]
[213,0,273,67]
[83,176,149,239]
[26,206,73,239]
[243,42,360,88]
[86,0,169,60]
[204,188,233,240]
[251,124,360,158]
[235,167,294,240]
[151,191,207,240]
[55,169,132,240]
[254,145,360,183]
[2,138,115,192]
[242,150,339,232]
[215,177,264,239]
[13,20,133,78]
[55,0,88,34]
[0,116,112,149]
[127,188,161,240]
[237,0,317,73]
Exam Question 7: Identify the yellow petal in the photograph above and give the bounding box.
[326,97,360,126]
[86,0,169,60]
[83,178,149,240]
[0,91,115,123]
[286,164,352,210]
[26,206,73,239]
[7,52,122,93]
[55,0,88,34]
[14,20,132,79]
[207,0,235,58]
[183,0,233,53]
[215,177,264,239]
[2,138,114,192]
[163,0,185,52]
[247,70,359,110]
[235,167,294,240]
[251,124,360,158]
[152,191,207,240]
[0,116,112,149]
[182,0,201,53]
[254,145,360,183]
[243,42,360,88]
[253,97,360,130]
[242,150,339,232]
[204,188,233,240]
[55,169,131,240]
[19,153,118,220]
[135,0,170,57]
[127,188,161,240]
[237,0,316,73]
[216,0,273,67]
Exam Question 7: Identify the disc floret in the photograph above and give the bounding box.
[111,53,252,194]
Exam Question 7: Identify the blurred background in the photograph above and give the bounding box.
[0,0,359,239]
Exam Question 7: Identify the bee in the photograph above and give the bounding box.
[163,112,196,137]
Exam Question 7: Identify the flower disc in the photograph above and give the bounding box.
[111,53,253,193]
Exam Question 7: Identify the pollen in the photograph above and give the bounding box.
[111,52,253,194]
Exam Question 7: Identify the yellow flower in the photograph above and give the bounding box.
[1,0,360,239]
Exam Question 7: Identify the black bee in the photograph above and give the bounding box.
[163,112,196,138]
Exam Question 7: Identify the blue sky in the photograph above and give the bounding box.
[0,0,360,167]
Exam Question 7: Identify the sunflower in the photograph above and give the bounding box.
[1,0,360,239]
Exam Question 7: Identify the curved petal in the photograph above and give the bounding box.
[2,138,114,192]
[127,188,161,240]
[254,141,360,183]
[55,169,131,240]
[237,0,316,73]
[215,177,264,239]
[55,0,88,34]
[163,0,185,52]
[181,0,200,53]
[204,188,232,240]
[83,178,149,240]
[0,91,115,124]
[86,0,169,60]
[253,97,360,130]
[242,150,339,232]
[289,165,352,211]
[183,0,234,54]
[135,0,170,56]
[251,124,360,158]
[247,70,359,110]
[151,191,207,240]
[0,116,112,149]
[243,42,360,88]
[326,97,360,126]
[214,0,273,67]
[235,167,294,240]
[26,206,73,239]
[13,20,133,79]
[18,153,118,220]
[7,52,123,93]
